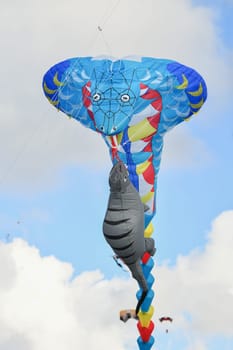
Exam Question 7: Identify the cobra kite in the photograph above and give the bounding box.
[42,56,207,228]
[43,56,207,350]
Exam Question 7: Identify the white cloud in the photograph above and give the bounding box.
[0,0,231,190]
[162,124,212,169]
[0,210,232,349]
[156,210,233,339]
[0,239,136,350]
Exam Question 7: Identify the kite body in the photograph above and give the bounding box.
[103,161,155,279]
[43,56,207,227]
[103,161,155,313]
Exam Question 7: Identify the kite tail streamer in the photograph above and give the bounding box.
[136,222,155,350]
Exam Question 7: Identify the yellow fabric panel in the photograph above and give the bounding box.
[53,72,64,87]
[190,98,204,109]
[48,97,59,106]
[116,132,123,144]
[144,222,154,238]
[176,74,188,90]
[141,191,154,204]
[128,119,156,142]
[136,159,151,175]
[188,83,203,96]
[138,306,154,327]
[43,82,57,95]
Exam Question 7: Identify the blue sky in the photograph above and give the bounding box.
[0,1,232,349]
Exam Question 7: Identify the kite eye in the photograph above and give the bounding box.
[93,93,101,102]
[121,94,130,102]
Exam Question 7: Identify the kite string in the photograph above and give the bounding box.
[0,119,44,187]
[98,31,113,56]
[98,0,121,29]
[0,112,67,188]
[86,0,121,55]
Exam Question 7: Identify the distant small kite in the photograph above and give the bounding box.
[159,316,173,333]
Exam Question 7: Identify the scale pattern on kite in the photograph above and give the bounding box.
[43,56,207,226]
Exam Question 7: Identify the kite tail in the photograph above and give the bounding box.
[136,222,155,350]
[136,290,148,315]
[128,260,149,315]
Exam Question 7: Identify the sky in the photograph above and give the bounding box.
[0,0,232,349]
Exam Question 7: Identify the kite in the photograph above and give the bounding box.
[42,56,207,349]
[159,316,173,333]
[43,56,207,226]
[103,161,156,314]
[159,316,173,322]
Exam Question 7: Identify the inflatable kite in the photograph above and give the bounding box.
[42,56,207,349]
[103,161,156,314]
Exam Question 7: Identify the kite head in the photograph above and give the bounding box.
[109,161,130,192]
[83,68,140,135]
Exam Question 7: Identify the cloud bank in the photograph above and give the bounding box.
[0,210,232,349]
[156,210,233,338]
